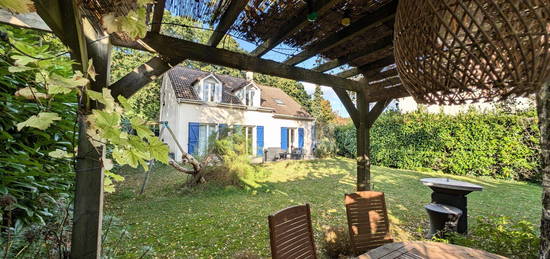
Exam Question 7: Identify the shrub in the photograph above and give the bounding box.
[320,225,353,258]
[335,110,541,181]
[437,216,539,259]
[202,133,267,188]
[315,137,338,158]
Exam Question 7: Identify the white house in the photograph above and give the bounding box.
[159,66,315,161]
[393,96,534,114]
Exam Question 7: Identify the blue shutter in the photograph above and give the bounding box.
[281,127,288,150]
[256,126,264,156]
[298,128,304,148]
[188,122,199,155]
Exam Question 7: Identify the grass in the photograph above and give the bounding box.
[105,157,541,258]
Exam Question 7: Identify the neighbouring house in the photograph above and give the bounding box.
[393,96,534,114]
[159,66,316,162]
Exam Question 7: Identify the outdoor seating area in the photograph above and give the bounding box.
[1,0,548,258]
[267,190,504,258]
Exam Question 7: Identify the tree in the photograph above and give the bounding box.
[311,85,336,124]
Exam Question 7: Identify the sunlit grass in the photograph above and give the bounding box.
[106,157,541,258]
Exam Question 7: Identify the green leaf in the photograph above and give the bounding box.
[102,88,116,112]
[90,109,120,128]
[103,158,114,170]
[87,58,97,81]
[8,66,33,73]
[0,0,33,13]
[11,55,34,66]
[118,95,133,112]
[131,117,153,139]
[87,89,104,103]
[47,72,89,95]
[148,137,169,164]
[105,170,125,182]
[15,87,49,100]
[17,112,61,131]
[103,177,115,193]
[48,149,68,158]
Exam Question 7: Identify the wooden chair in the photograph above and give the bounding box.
[268,204,317,259]
[344,191,393,255]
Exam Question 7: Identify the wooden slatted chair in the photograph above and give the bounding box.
[344,191,393,255]
[268,204,317,259]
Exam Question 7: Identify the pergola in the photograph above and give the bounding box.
[2,0,548,258]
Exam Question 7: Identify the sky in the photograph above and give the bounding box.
[235,39,351,118]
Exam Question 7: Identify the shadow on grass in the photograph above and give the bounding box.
[105,157,541,258]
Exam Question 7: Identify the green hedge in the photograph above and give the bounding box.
[335,110,541,181]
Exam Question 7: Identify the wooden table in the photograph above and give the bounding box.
[358,241,507,259]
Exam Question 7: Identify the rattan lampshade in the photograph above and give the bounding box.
[394,0,550,105]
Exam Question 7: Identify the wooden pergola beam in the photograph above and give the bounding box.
[312,36,393,72]
[150,0,165,33]
[110,56,184,98]
[250,0,342,57]
[114,33,365,92]
[366,99,391,128]
[283,0,397,66]
[207,0,248,47]
[333,88,359,127]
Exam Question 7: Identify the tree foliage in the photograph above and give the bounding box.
[335,110,541,181]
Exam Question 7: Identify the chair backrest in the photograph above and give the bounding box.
[344,191,393,255]
[268,204,317,259]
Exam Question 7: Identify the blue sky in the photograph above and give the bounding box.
[235,39,350,118]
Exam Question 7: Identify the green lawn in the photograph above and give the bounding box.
[106,157,541,258]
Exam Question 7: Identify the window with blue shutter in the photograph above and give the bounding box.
[188,122,199,155]
[257,126,264,156]
[298,128,304,148]
[281,127,288,150]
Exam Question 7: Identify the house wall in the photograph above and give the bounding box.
[160,100,315,162]
[159,76,181,160]
[394,96,533,114]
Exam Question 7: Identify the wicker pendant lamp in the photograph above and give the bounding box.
[394,0,550,105]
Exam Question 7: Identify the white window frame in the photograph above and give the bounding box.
[199,74,222,103]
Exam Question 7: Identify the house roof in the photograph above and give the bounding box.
[166,66,312,118]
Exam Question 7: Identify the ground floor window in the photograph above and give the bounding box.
[189,123,263,157]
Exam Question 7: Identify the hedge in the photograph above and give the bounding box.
[334,110,541,181]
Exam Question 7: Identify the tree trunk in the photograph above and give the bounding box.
[538,81,550,259]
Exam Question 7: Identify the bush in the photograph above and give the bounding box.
[202,133,267,189]
[335,110,540,181]
[320,225,353,258]
[315,137,338,158]
[437,216,539,259]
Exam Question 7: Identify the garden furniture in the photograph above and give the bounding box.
[268,204,317,259]
[424,203,462,238]
[358,241,507,259]
[420,178,482,233]
[345,191,393,255]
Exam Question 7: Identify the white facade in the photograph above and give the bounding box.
[159,75,315,161]
[394,96,533,114]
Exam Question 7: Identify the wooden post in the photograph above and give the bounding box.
[71,19,112,259]
[538,81,550,259]
[356,91,370,191]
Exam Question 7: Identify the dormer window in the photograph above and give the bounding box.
[199,76,222,103]
[239,84,260,107]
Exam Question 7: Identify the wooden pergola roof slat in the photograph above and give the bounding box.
[207,0,248,47]
[283,0,397,66]
[313,36,393,72]
[250,0,342,57]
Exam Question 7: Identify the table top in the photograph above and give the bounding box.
[358,241,506,259]
[421,178,483,192]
